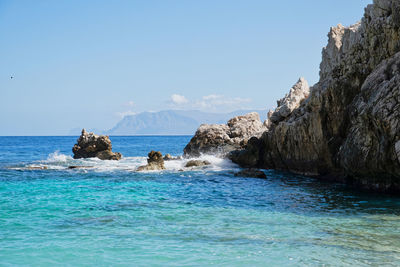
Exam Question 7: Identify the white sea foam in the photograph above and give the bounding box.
[45,151,73,163]
[21,151,239,173]
[164,154,239,172]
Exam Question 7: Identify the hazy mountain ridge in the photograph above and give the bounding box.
[106,110,267,135]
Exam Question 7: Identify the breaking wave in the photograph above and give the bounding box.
[45,151,73,163]
[11,151,239,173]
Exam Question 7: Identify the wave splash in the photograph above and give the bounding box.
[45,151,73,163]
[13,151,239,173]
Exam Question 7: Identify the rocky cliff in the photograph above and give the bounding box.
[223,0,400,193]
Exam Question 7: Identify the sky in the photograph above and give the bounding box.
[0,0,372,135]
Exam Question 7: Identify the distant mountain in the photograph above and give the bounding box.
[106,109,267,135]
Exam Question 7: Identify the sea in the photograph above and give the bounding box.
[0,136,400,266]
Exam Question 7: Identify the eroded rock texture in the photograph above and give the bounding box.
[184,160,211,168]
[230,0,400,193]
[183,112,265,157]
[137,151,166,171]
[270,77,310,123]
[72,129,122,160]
[338,53,400,190]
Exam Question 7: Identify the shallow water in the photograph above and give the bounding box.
[0,136,400,266]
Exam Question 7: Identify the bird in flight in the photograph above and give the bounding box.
[10,76,13,79]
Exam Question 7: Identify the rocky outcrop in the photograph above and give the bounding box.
[184,160,211,168]
[72,129,122,160]
[229,137,262,168]
[229,0,400,193]
[270,78,310,123]
[137,151,166,171]
[183,112,265,157]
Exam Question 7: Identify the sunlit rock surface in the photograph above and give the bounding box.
[230,0,400,193]
[72,129,122,160]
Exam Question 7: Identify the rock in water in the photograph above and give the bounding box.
[184,160,211,168]
[67,166,94,169]
[230,1,400,193]
[234,169,267,179]
[72,129,122,160]
[183,112,265,157]
[163,154,174,161]
[163,154,181,161]
[137,151,166,171]
[229,137,262,168]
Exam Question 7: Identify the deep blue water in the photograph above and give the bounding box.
[0,136,400,266]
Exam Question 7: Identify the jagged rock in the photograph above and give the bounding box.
[229,0,400,193]
[137,151,166,171]
[228,137,261,168]
[184,160,211,168]
[72,129,122,160]
[270,78,310,123]
[395,141,400,164]
[263,110,274,129]
[234,169,267,179]
[227,112,266,142]
[183,112,265,157]
[337,52,400,190]
[96,150,122,160]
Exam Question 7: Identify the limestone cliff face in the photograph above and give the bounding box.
[338,53,400,191]
[230,0,400,193]
[269,77,310,124]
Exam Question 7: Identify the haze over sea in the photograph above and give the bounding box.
[1,136,399,266]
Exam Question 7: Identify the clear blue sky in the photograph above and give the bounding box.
[0,0,371,135]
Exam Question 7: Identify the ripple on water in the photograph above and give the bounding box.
[1,137,400,266]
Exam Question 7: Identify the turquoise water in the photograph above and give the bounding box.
[1,136,400,266]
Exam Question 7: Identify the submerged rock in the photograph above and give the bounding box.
[234,169,267,179]
[163,154,174,161]
[68,166,94,169]
[163,154,181,161]
[72,129,122,160]
[137,151,166,171]
[183,112,265,157]
[184,160,211,168]
[231,1,400,193]
[26,166,48,170]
